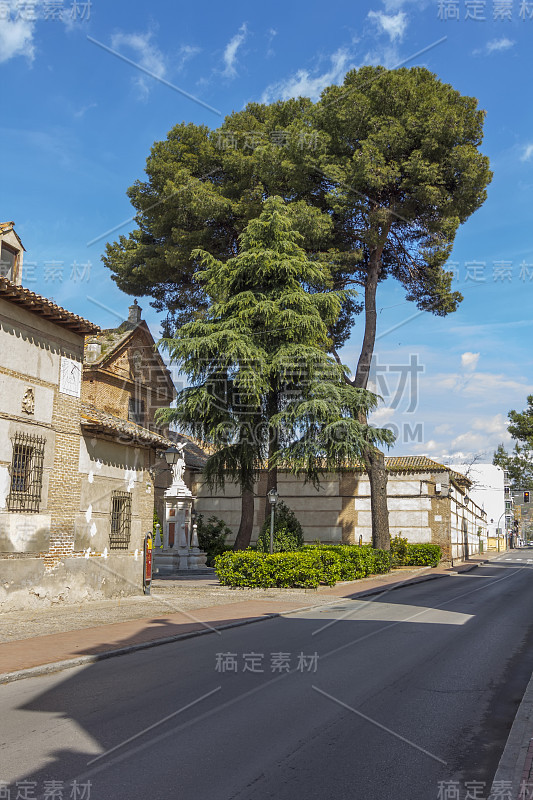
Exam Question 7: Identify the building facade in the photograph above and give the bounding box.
[0,228,175,609]
[194,456,487,563]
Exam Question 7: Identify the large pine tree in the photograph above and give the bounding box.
[157,197,393,548]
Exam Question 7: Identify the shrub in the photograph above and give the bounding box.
[197,515,232,567]
[390,537,441,567]
[403,544,442,567]
[390,534,409,565]
[303,545,392,579]
[256,501,304,552]
[215,550,324,588]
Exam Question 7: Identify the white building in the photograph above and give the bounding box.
[449,463,510,550]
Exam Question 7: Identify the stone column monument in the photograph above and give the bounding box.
[154,442,208,575]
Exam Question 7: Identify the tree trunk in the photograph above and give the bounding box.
[233,486,255,550]
[354,246,391,551]
[363,447,390,550]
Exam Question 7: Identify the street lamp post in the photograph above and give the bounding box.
[268,488,279,555]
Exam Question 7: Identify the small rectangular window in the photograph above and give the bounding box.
[0,243,18,281]
[7,432,45,513]
[128,397,145,426]
[110,490,132,550]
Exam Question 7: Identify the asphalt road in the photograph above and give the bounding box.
[2,549,533,800]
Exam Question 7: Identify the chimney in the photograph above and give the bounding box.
[128,299,142,325]
[85,339,102,363]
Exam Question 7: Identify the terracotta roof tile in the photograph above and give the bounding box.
[0,278,98,334]
[80,402,173,449]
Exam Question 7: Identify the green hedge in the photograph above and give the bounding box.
[402,544,442,567]
[390,535,442,567]
[215,551,327,588]
[302,545,391,580]
[214,545,391,588]
[391,536,442,567]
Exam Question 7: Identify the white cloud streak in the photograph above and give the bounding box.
[0,2,35,63]
[110,31,166,98]
[368,10,408,41]
[261,47,355,103]
[222,23,247,78]
[486,37,515,53]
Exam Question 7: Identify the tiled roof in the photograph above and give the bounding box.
[0,222,25,250]
[80,402,174,449]
[84,321,139,366]
[354,455,471,485]
[0,278,99,334]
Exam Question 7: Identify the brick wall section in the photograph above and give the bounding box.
[339,472,357,544]
[44,391,83,569]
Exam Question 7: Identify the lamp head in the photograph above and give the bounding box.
[163,446,181,466]
[268,488,279,506]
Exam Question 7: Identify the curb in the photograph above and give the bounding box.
[0,560,483,685]
[488,651,533,798]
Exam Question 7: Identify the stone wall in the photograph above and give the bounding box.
[193,468,487,560]
[0,298,84,560]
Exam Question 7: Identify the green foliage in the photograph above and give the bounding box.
[155,198,392,549]
[214,550,325,588]
[104,69,491,339]
[196,515,232,567]
[494,398,533,490]
[391,539,442,567]
[214,546,393,588]
[390,534,409,564]
[256,500,304,552]
[302,544,391,579]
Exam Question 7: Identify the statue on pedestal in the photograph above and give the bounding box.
[171,442,187,486]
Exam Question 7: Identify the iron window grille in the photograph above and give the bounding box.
[7,432,46,513]
[110,490,132,550]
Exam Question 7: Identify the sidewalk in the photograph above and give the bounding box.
[0,554,494,683]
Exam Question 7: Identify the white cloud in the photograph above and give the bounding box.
[222,23,247,78]
[461,352,480,371]
[486,37,515,53]
[0,4,35,64]
[368,10,408,41]
[432,371,533,399]
[370,406,396,424]
[521,144,533,162]
[74,102,97,119]
[177,44,201,71]
[110,31,166,98]
[261,47,355,103]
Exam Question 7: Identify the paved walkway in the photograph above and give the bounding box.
[0,555,496,680]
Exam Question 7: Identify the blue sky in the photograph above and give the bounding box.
[2,0,533,461]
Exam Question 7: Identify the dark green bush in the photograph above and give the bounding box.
[215,550,325,588]
[390,534,409,565]
[390,535,441,567]
[197,515,232,567]
[256,501,304,552]
[215,544,392,588]
[402,543,442,567]
[302,545,391,580]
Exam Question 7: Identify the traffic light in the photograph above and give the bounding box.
[525,491,530,503]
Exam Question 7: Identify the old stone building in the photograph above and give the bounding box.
[193,456,487,564]
[0,274,101,608]
[0,227,177,609]
[83,299,175,429]
[0,221,24,284]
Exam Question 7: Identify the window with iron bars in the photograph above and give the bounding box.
[7,432,46,513]
[110,490,132,550]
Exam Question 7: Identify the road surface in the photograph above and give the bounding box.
[2,549,533,800]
